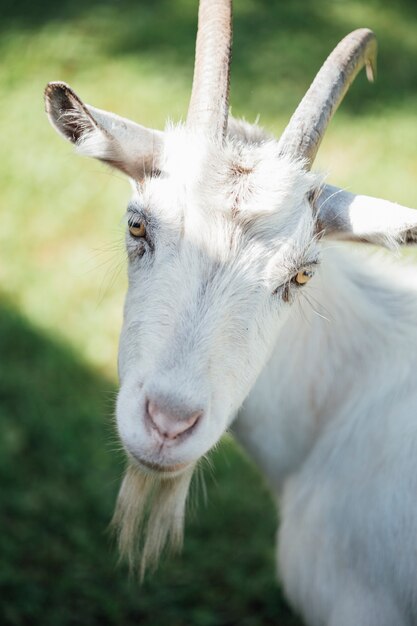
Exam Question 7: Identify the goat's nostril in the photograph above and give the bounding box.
[176,411,200,436]
[146,399,201,441]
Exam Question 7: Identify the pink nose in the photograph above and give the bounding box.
[146,399,202,441]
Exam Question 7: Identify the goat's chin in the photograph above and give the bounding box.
[112,460,195,578]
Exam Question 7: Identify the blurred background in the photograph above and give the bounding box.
[1,0,416,624]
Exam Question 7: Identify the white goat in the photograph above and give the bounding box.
[45,1,417,624]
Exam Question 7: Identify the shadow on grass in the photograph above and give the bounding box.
[2,0,417,118]
[0,298,302,626]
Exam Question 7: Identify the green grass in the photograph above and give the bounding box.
[1,0,416,624]
[0,302,300,626]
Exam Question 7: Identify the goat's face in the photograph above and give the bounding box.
[116,129,319,476]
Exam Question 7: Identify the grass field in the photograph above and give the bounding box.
[1,0,416,624]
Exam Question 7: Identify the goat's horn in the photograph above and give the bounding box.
[277,28,377,169]
[186,0,232,140]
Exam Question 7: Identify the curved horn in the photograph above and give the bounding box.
[277,28,377,169]
[186,0,232,140]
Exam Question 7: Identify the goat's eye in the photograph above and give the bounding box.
[292,269,314,285]
[128,222,146,238]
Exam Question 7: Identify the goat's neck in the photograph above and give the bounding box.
[232,244,417,490]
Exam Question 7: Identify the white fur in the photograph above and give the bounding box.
[116,124,417,625]
[235,245,417,625]
[46,89,417,624]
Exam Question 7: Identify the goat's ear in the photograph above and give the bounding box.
[316,185,417,245]
[44,82,163,180]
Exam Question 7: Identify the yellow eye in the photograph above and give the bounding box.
[129,222,146,238]
[293,269,314,285]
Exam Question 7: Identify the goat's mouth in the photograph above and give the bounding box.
[131,454,190,477]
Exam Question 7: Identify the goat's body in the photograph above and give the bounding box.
[234,246,417,625]
[45,8,417,621]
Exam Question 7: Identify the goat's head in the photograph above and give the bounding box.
[45,0,417,572]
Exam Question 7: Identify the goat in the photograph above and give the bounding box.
[45,1,417,624]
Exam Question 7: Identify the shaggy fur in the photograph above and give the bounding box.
[112,461,194,577]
